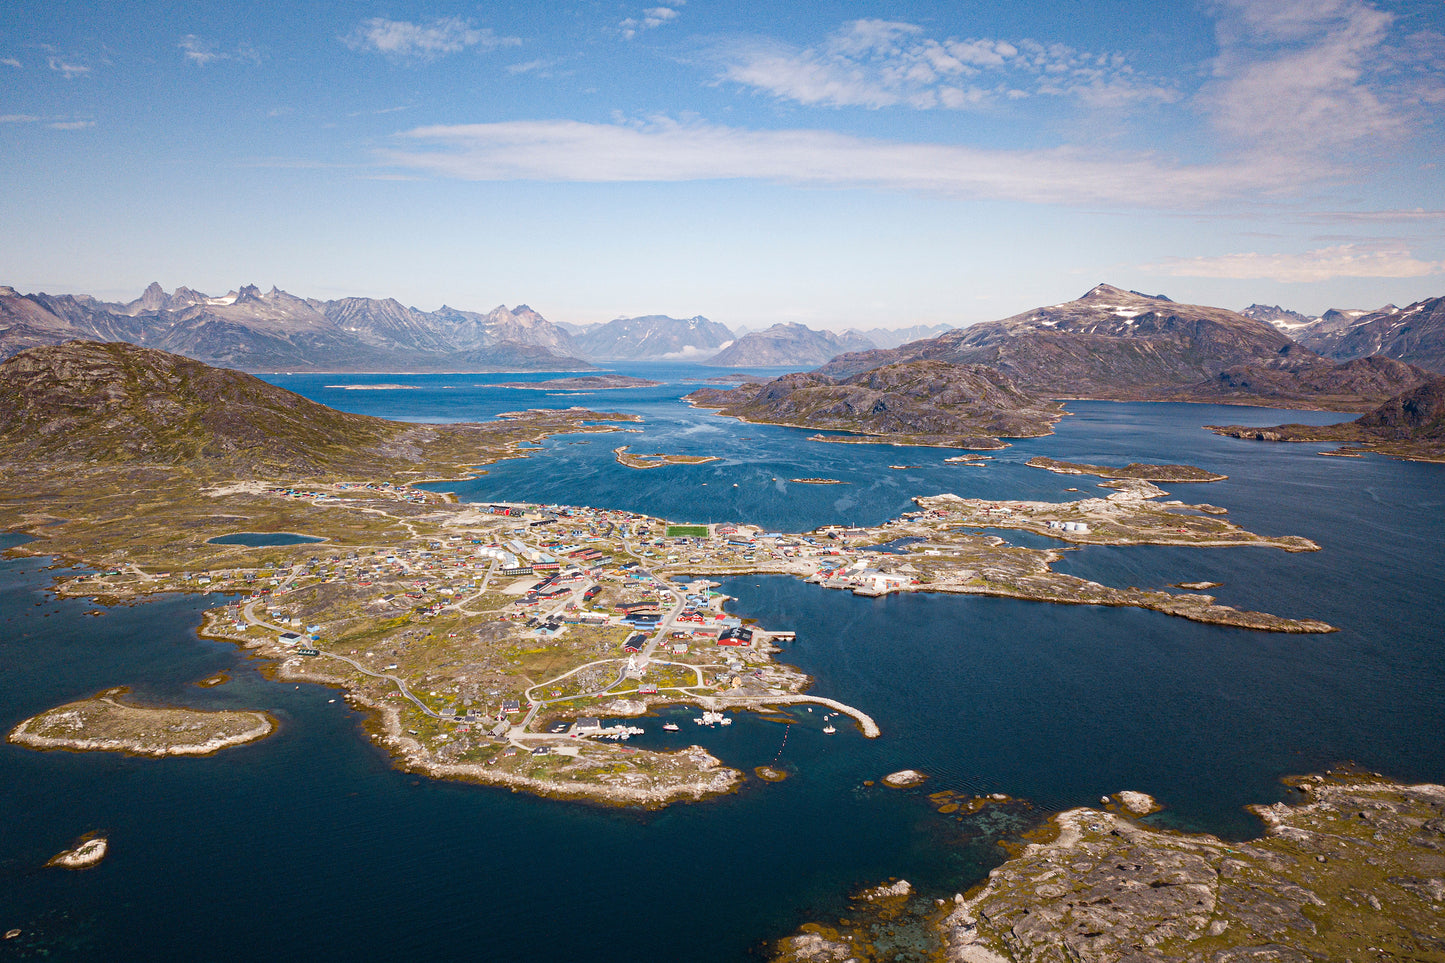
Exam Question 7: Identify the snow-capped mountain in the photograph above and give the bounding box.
[573,314,734,360]
[0,283,593,372]
[1291,297,1445,373]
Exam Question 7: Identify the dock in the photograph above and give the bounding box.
[709,693,880,738]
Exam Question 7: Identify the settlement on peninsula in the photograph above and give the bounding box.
[0,342,1335,807]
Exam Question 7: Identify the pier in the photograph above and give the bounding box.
[711,694,881,738]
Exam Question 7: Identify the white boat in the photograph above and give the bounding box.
[823,725,836,734]
[663,723,680,731]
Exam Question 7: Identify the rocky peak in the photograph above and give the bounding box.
[1081,282,1131,300]
[136,281,168,311]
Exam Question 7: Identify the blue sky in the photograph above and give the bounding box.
[3,0,1443,329]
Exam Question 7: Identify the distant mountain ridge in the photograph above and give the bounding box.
[0,283,595,373]
[704,323,876,368]
[1242,303,1315,331]
[573,314,734,360]
[1287,297,1445,374]
[844,323,956,350]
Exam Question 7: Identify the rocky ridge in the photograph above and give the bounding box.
[686,359,1065,448]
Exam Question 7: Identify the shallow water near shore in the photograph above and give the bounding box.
[2,365,1443,961]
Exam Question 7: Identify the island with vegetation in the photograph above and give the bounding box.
[773,771,1445,963]
[612,445,720,469]
[8,689,276,757]
[0,341,1336,809]
[1026,456,1227,482]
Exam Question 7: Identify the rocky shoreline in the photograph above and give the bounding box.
[775,772,1445,962]
[331,669,743,808]
[7,690,277,757]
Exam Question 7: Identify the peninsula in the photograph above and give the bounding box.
[1209,374,1445,463]
[0,342,1336,808]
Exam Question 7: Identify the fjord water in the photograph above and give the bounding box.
[2,364,1442,961]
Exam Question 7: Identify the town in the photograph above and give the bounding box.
[48,469,1332,803]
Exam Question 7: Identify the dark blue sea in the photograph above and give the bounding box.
[3,363,1442,961]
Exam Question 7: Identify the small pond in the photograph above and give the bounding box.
[206,532,327,547]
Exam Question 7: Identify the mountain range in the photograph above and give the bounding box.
[0,283,945,370]
[6,280,1442,402]
[0,282,594,373]
[1272,298,1445,374]
[813,284,1435,408]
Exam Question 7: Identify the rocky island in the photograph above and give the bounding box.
[9,689,275,756]
[773,772,1445,963]
[612,445,720,469]
[495,375,662,390]
[46,835,109,870]
[1026,456,1227,482]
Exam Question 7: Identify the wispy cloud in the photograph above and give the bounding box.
[1297,209,1445,223]
[1,57,20,69]
[47,56,89,79]
[47,119,95,131]
[380,117,1321,209]
[0,114,40,123]
[350,105,413,117]
[507,58,563,76]
[1147,244,1443,282]
[342,17,519,62]
[1202,0,1438,153]
[620,4,683,41]
[716,19,1175,110]
[179,35,260,66]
